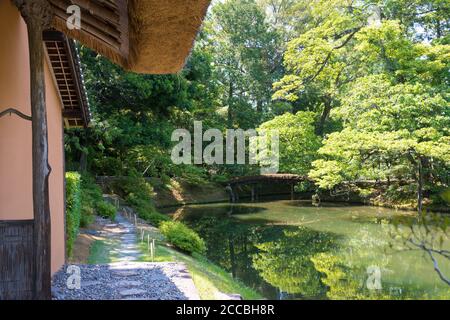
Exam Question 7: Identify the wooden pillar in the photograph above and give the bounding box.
[14,0,53,300]
[227,185,236,203]
[291,182,294,200]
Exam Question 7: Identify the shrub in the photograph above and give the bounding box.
[111,175,155,203]
[442,191,450,204]
[96,201,116,220]
[160,221,206,255]
[79,174,103,227]
[66,172,81,257]
[110,176,169,226]
[79,204,95,227]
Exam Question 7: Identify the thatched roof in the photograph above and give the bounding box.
[48,0,210,74]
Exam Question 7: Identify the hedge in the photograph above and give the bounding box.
[66,172,81,257]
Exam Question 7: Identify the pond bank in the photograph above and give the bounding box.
[96,176,449,213]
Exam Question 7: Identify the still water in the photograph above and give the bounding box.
[163,200,450,299]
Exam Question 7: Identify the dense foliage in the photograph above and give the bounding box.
[109,176,170,226]
[79,174,103,227]
[96,201,116,220]
[66,0,448,211]
[65,172,81,257]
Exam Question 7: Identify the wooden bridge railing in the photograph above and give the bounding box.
[226,174,311,203]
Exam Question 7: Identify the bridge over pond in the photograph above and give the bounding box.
[226,174,312,203]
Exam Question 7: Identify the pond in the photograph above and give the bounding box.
[162,200,450,300]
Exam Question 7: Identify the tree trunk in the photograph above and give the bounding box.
[436,20,442,39]
[14,0,53,300]
[256,100,263,113]
[227,82,233,127]
[79,149,88,172]
[228,235,236,278]
[316,98,332,136]
[291,183,295,200]
[417,156,424,214]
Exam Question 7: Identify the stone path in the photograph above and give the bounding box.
[52,210,200,300]
[112,213,143,262]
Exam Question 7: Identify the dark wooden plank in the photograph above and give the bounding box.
[0,220,34,300]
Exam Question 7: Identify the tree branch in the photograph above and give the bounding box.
[308,27,361,83]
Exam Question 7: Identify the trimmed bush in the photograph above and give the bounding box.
[96,201,116,220]
[66,172,81,257]
[160,221,206,255]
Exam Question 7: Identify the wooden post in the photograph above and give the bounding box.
[13,0,54,300]
[152,239,156,261]
[150,240,155,262]
[291,183,294,200]
[251,185,255,202]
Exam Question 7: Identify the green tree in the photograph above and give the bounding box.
[209,0,284,128]
[258,111,321,174]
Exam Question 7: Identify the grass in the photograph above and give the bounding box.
[138,237,262,300]
[87,239,119,264]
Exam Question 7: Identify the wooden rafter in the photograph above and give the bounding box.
[44,30,90,128]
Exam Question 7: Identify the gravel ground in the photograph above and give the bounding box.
[52,262,197,300]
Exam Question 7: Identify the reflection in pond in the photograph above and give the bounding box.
[162,201,450,299]
[252,226,338,299]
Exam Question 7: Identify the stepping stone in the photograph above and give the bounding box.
[119,289,146,297]
[119,249,140,254]
[82,281,102,287]
[112,271,139,277]
[83,230,99,236]
[115,280,142,287]
[117,257,138,262]
[215,292,243,300]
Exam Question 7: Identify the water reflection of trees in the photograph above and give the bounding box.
[252,226,339,298]
[178,206,341,298]
[177,207,268,292]
[177,204,450,300]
